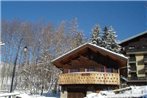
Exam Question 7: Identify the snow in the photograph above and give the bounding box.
[17,94,57,98]
[0,93,57,98]
[85,86,147,98]
[88,43,127,59]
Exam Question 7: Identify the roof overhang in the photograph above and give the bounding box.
[119,31,147,45]
[52,43,128,68]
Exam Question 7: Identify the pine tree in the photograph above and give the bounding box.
[108,26,121,53]
[91,25,102,46]
[102,26,121,53]
[102,26,112,50]
[91,25,121,53]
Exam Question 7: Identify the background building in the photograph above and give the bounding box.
[119,31,147,86]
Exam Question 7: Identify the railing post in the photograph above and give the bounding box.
[104,66,106,84]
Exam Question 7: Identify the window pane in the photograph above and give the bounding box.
[69,69,79,72]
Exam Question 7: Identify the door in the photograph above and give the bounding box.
[68,91,86,98]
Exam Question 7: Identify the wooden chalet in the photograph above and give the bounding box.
[52,43,127,98]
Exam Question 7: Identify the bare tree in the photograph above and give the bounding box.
[1,18,86,94]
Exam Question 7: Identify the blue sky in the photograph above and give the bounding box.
[1,1,147,41]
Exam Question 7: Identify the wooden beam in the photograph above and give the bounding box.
[79,55,100,67]
[60,48,88,65]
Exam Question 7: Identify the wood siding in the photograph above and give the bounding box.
[59,72,120,85]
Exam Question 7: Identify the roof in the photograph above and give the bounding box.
[119,31,147,44]
[52,43,128,68]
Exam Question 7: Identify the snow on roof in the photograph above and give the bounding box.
[88,43,128,59]
[119,31,147,44]
[51,43,127,63]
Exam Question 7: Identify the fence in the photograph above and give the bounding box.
[0,92,20,98]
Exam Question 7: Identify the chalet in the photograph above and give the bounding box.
[52,43,127,98]
[119,31,147,86]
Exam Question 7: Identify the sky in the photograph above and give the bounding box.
[1,1,147,41]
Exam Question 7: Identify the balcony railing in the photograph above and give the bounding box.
[58,72,120,85]
[126,47,147,53]
[138,69,145,74]
[128,77,147,81]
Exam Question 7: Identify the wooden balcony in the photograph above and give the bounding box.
[58,72,120,85]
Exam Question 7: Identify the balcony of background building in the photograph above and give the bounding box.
[128,77,138,80]
[126,45,147,53]
[128,76,147,81]
[128,70,147,82]
[138,69,145,74]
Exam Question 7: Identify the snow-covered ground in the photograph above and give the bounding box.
[1,86,147,98]
[0,91,58,98]
[85,86,147,98]
[17,94,57,98]
[0,93,57,98]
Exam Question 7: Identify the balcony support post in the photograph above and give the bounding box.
[60,90,67,98]
[104,66,106,84]
[118,69,121,88]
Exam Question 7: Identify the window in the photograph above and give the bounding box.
[130,73,137,80]
[129,54,136,62]
[144,54,147,64]
[142,45,147,49]
[144,64,147,69]
[113,69,118,73]
[100,66,104,72]
[86,67,95,72]
[106,68,113,72]
[69,69,79,73]
[130,54,135,58]
[128,46,135,50]
[144,54,147,58]
[130,63,136,71]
